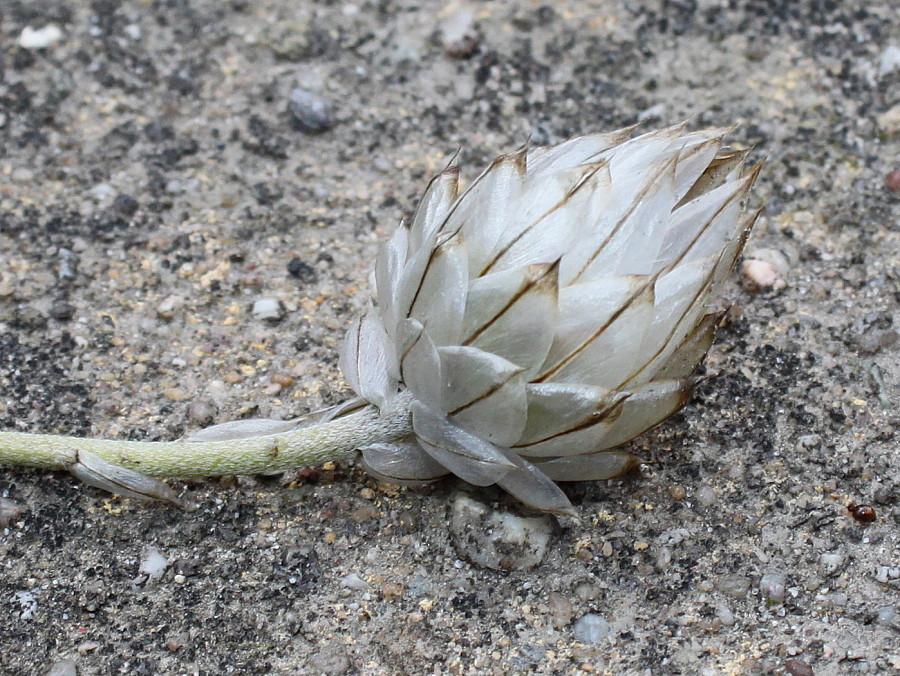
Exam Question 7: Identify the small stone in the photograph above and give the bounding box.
[877,107,900,135]
[637,103,666,122]
[742,248,789,291]
[163,388,187,402]
[0,498,26,527]
[885,169,900,191]
[716,575,751,599]
[187,401,216,425]
[350,504,379,523]
[573,613,611,642]
[49,302,76,321]
[819,552,845,577]
[875,605,897,625]
[19,25,64,49]
[11,167,34,182]
[287,257,318,283]
[307,649,351,675]
[695,485,717,507]
[288,89,336,134]
[271,373,294,387]
[573,582,603,602]
[784,659,814,676]
[449,493,553,570]
[878,45,900,78]
[44,659,77,676]
[759,572,787,603]
[440,8,480,58]
[111,193,140,217]
[341,573,368,590]
[668,484,687,500]
[547,592,574,629]
[139,546,169,580]
[88,183,116,201]
[156,295,183,319]
[716,602,735,626]
[252,298,284,321]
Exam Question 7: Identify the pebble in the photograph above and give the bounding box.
[573,582,603,601]
[271,373,294,387]
[0,498,26,527]
[111,193,139,217]
[187,401,216,424]
[759,572,787,603]
[58,248,78,280]
[716,575,751,599]
[695,485,717,507]
[547,592,574,629]
[439,7,480,58]
[341,573,368,590]
[156,295,183,319]
[875,566,900,583]
[287,257,318,283]
[878,106,900,134]
[875,605,897,625]
[638,103,667,122]
[819,552,845,577]
[139,546,169,580]
[741,248,790,291]
[262,383,282,397]
[49,302,76,321]
[163,388,188,402]
[784,659,814,676]
[288,89,337,134]
[449,493,553,570]
[44,660,77,676]
[19,25,64,50]
[252,298,284,321]
[716,602,735,626]
[572,613,611,642]
[885,169,900,191]
[668,484,687,500]
[878,45,900,78]
[307,649,351,675]
[88,183,116,201]
[11,167,34,182]
[15,590,37,619]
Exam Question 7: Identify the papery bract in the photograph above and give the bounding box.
[340,124,761,515]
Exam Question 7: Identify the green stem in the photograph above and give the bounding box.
[0,398,412,478]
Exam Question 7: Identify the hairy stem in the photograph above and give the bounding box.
[0,397,412,478]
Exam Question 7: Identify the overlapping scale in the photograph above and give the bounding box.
[340,124,761,514]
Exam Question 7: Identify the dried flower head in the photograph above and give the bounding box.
[341,123,761,515]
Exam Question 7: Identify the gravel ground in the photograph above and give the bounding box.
[1,1,898,674]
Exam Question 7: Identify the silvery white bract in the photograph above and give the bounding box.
[340,124,761,515]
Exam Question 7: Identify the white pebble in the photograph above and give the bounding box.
[878,45,900,78]
[573,613,611,642]
[695,485,718,507]
[819,552,845,577]
[15,590,37,620]
[139,546,169,580]
[741,256,787,291]
[44,659,77,676]
[341,573,368,590]
[19,25,64,49]
[252,298,283,320]
[876,605,897,624]
[759,572,787,603]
